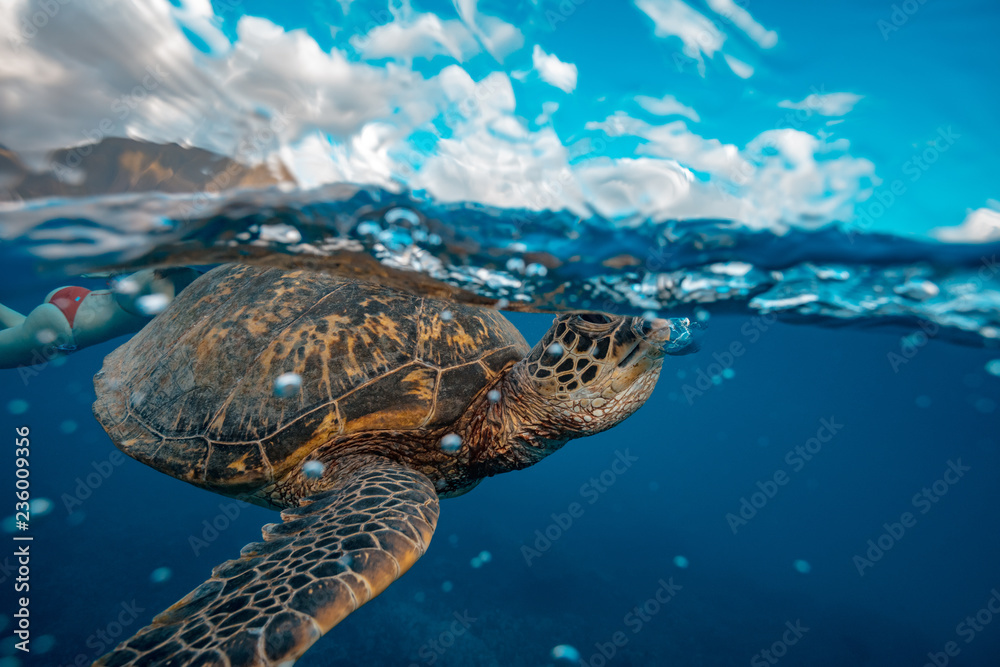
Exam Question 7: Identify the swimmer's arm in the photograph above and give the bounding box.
[0,293,151,369]
[0,303,73,369]
[0,303,27,329]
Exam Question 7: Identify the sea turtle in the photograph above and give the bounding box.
[92,262,674,666]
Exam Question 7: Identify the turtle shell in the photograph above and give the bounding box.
[93,264,528,494]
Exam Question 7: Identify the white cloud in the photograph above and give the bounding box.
[531,45,578,93]
[635,94,700,121]
[779,92,863,116]
[351,12,479,62]
[583,111,875,227]
[0,2,442,168]
[705,0,777,49]
[634,0,775,78]
[169,0,232,54]
[723,54,754,79]
[586,112,748,177]
[932,206,1000,243]
[451,0,524,62]
[0,0,876,233]
[634,0,724,74]
[408,69,587,212]
[534,101,559,125]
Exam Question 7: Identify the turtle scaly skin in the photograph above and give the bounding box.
[92,263,672,666]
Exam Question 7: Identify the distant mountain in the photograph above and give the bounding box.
[0,138,295,201]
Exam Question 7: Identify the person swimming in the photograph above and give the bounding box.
[0,267,198,370]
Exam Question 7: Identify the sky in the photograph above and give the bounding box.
[1,0,998,240]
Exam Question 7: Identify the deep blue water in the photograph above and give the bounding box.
[3,281,998,666]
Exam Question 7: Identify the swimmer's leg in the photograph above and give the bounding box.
[0,303,27,330]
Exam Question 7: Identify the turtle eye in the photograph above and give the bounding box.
[577,313,612,325]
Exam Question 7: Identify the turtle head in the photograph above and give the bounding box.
[520,312,671,437]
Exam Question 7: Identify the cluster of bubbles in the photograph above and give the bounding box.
[273,372,302,398]
[0,632,55,663]
[1,498,53,534]
[469,550,492,568]
[504,257,549,278]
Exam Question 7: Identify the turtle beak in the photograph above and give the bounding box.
[637,317,672,346]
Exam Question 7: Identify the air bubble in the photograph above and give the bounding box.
[35,329,57,345]
[303,460,326,479]
[441,581,453,593]
[478,550,492,563]
[112,277,140,295]
[441,310,453,321]
[546,342,564,357]
[915,395,932,408]
[721,368,735,379]
[793,559,812,574]
[259,223,302,244]
[551,645,581,663]
[60,420,77,434]
[136,293,170,316]
[505,258,526,273]
[525,263,548,277]
[673,555,689,569]
[274,373,303,398]
[642,310,659,322]
[357,221,382,236]
[150,567,173,584]
[29,498,52,517]
[440,433,462,453]
[974,397,996,414]
[33,635,55,655]
[985,359,1000,377]
[487,389,501,403]
[6,400,28,415]
[385,207,420,225]
[494,298,510,310]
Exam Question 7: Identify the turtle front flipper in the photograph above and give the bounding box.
[95,460,439,667]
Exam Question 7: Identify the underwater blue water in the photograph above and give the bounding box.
[2,0,1000,665]
[3,300,999,666]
